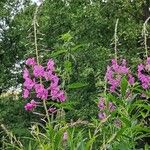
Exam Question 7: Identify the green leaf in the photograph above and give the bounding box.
[85,136,97,150]
[121,116,131,127]
[60,32,72,42]
[51,49,67,57]
[71,44,84,52]
[67,82,88,89]
[121,77,128,97]
[64,60,72,73]
[116,127,127,138]
[47,101,76,110]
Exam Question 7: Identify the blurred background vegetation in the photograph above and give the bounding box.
[0,0,150,142]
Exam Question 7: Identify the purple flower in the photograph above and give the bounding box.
[138,61,150,90]
[142,83,149,89]
[98,98,105,110]
[30,99,37,107]
[47,59,55,71]
[138,64,144,72]
[98,112,106,120]
[111,59,117,65]
[114,119,121,128]
[63,132,68,141]
[119,66,129,74]
[23,89,29,98]
[23,58,67,113]
[26,58,36,66]
[25,103,33,111]
[128,74,135,85]
[110,86,116,92]
[108,102,116,112]
[122,59,127,66]
[24,100,37,111]
[106,59,134,92]
[34,84,48,100]
[44,70,53,81]
[50,74,59,86]
[57,90,66,102]
[50,87,60,99]
[33,65,45,77]
[147,57,150,65]
[48,107,57,113]
[23,78,34,90]
[40,88,48,100]
[105,66,113,81]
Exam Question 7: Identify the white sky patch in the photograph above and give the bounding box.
[31,0,43,6]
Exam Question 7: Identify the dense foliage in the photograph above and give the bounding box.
[0,0,150,149]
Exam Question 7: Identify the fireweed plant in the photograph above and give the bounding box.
[21,6,67,124]
[95,58,150,149]
[2,9,150,150]
[23,57,66,112]
[138,17,150,91]
[105,59,134,93]
[138,57,150,90]
[95,19,150,149]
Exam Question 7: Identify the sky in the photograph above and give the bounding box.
[32,0,43,6]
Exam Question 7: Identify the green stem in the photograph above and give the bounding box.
[143,17,150,58]
[43,100,51,125]
[33,6,40,65]
[114,19,119,61]
[33,6,50,125]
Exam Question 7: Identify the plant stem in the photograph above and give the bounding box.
[143,17,150,58]
[114,19,119,61]
[33,6,40,65]
[43,100,51,125]
[33,6,50,125]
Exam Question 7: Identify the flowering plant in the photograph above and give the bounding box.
[23,57,66,112]
[138,57,150,89]
[105,59,134,93]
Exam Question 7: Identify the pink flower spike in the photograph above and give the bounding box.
[110,86,116,93]
[147,57,150,65]
[109,102,116,112]
[26,58,36,66]
[122,59,127,66]
[24,103,34,111]
[23,89,29,98]
[57,90,66,102]
[24,100,37,111]
[114,119,122,128]
[50,75,60,88]
[23,78,34,90]
[44,70,53,81]
[51,74,59,83]
[63,132,68,141]
[106,59,134,92]
[34,84,48,100]
[111,59,117,65]
[41,89,48,100]
[47,59,55,71]
[119,66,129,74]
[30,100,37,107]
[98,98,105,110]
[98,112,106,120]
[48,107,57,113]
[128,74,135,85]
[33,65,45,77]
[142,83,148,89]
[138,64,144,72]
[50,87,60,100]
